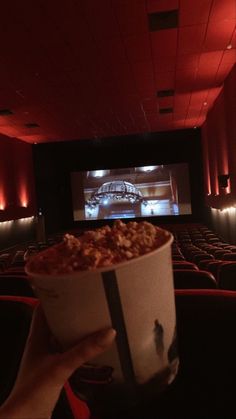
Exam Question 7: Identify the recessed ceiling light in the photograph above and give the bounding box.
[157,89,175,97]
[25,122,40,128]
[148,9,178,31]
[159,107,173,114]
[227,44,232,50]
[0,108,13,116]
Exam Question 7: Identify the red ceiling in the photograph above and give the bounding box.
[0,0,235,143]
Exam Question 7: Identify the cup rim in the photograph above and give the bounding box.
[25,230,173,279]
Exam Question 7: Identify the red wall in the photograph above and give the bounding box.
[202,64,236,210]
[0,135,37,221]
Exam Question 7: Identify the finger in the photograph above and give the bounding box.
[57,328,116,379]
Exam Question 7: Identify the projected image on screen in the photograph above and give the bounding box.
[71,164,192,221]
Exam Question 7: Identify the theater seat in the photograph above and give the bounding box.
[173,262,198,271]
[143,290,236,419]
[172,255,185,261]
[0,296,90,419]
[218,262,236,291]
[198,259,214,270]
[173,269,217,289]
[0,275,36,297]
[214,249,231,259]
[222,252,236,261]
[192,253,214,265]
[206,260,224,281]
[0,269,26,276]
[0,297,35,404]
[10,251,26,268]
[0,254,11,271]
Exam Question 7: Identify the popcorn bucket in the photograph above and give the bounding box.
[25,228,178,415]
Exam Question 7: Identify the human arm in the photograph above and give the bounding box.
[0,305,116,418]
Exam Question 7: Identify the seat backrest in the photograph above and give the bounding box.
[192,239,206,245]
[1,269,26,275]
[0,297,36,403]
[214,249,231,259]
[218,262,236,290]
[173,262,198,271]
[222,252,236,261]
[173,269,217,289]
[172,290,236,418]
[192,253,214,264]
[205,260,224,283]
[172,255,185,261]
[198,258,215,270]
[187,250,206,262]
[0,276,35,297]
[146,289,236,419]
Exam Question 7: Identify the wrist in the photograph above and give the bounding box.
[0,383,62,419]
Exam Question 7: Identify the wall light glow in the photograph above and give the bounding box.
[18,216,34,223]
[0,187,6,210]
[211,206,236,214]
[19,183,29,208]
[220,206,236,214]
[0,216,35,227]
[0,220,14,228]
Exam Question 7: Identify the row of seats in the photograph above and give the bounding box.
[170,225,236,290]
[1,224,236,295]
[174,260,236,290]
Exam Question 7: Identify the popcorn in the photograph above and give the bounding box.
[27,220,170,275]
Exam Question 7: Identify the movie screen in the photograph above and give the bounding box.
[71,164,192,221]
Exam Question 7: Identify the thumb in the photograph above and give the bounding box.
[56,328,116,380]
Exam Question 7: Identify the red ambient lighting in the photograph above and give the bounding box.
[19,186,28,208]
[0,188,6,210]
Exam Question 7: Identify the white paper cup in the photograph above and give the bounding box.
[25,229,178,413]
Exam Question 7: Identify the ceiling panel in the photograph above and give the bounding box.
[194,51,224,89]
[204,19,236,51]
[210,0,236,21]
[83,0,120,41]
[155,71,176,90]
[174,93,191,110]
[151,29,178,58]
[178,24,207,54]
[124,34,152,62]
[179,0,212,26]
[215,49,236,84]
[0,0,234,142]
[175,67,198,91]
[142,97,158,113]
[113,1,148,36]
[154,55,176,73]
[147,0,179,13]
[177,53,200,69]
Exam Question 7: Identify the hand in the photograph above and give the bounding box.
[0,304,116,419]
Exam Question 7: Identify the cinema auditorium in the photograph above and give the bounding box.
[0,1,236,418]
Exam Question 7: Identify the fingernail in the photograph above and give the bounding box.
[95,328,116,346]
